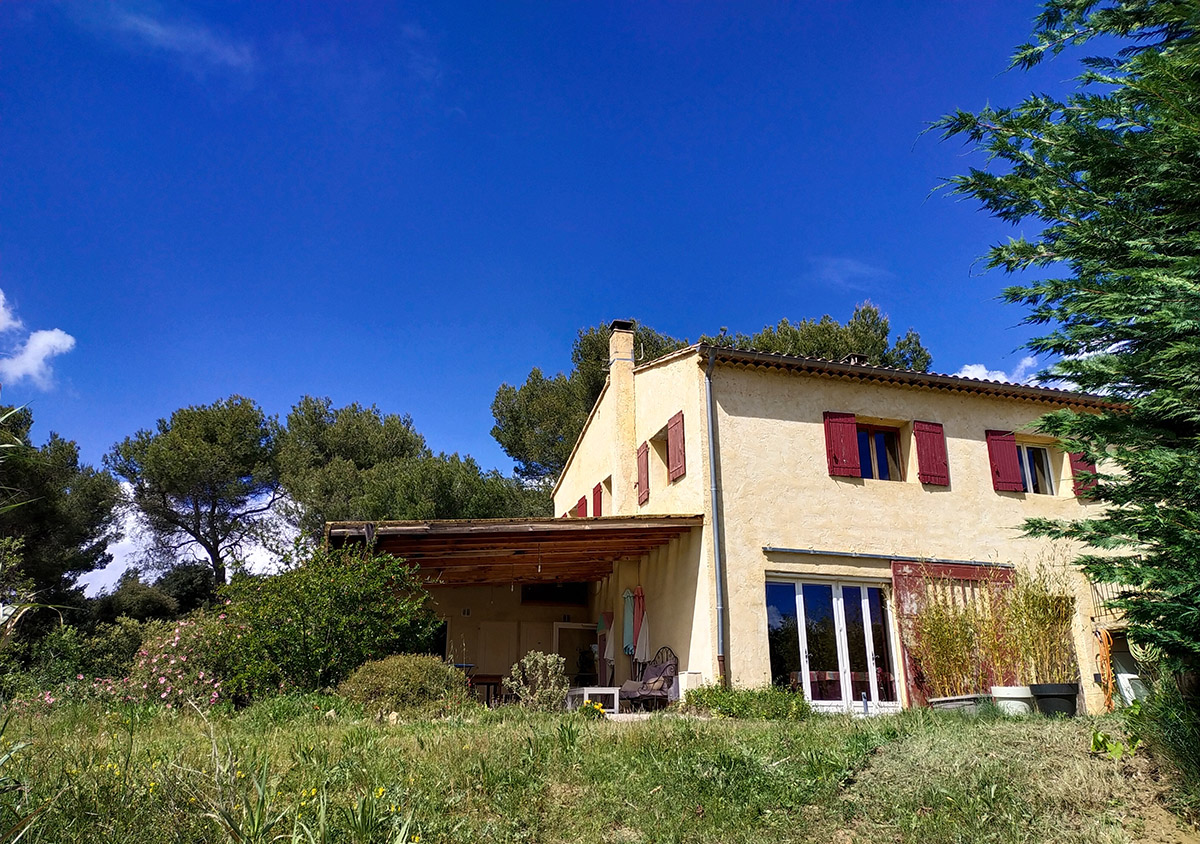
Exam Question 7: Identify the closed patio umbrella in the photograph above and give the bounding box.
[633,586,651,663]
[622,589,635,655]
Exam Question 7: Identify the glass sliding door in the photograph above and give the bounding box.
[764,579,902,714]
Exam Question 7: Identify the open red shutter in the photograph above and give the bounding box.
[576,496,587,517]
[823,412,860,477]
[637,442,650,505]
[667,411,686,482]
[913,421,950,485]
[1069,452,1097,497]
[985,430,1023,491]
[592,482,603,517]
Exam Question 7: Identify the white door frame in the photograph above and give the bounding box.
[776,579,902,716]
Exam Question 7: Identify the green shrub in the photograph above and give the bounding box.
[338,654,469,717]
[502,651,569,711]
[682,684,812,720]
[217,544,439,701]
[23,617,145,688]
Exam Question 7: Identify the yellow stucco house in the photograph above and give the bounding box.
[329,319,1117,713]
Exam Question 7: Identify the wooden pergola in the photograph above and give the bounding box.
[325,515,703,585]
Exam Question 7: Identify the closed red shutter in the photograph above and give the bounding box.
[637,442,650,505]
[667,411,686,482]
[592,482,603,517]
[1069,452,1097,497]
[985,430,1024,491]
[823,412,860,477]
[576,496,587,517]
[913,421,950,485]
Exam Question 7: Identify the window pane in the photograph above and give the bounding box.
[874,432,891,481]
[765,583,801,688]
[843,586,872,703]
[1032,448,1052,495]
[884,431,903,480]
[801,584,843,701]
[857,430,873,479]
[867,587,898,702]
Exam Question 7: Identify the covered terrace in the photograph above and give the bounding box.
[326,515,704,695]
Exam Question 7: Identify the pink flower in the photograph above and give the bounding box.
[159,677,167,684]
[161,691,168,699]
[77,674,84,680]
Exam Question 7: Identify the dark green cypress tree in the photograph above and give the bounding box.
[938,0,1200,668]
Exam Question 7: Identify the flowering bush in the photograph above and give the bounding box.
[126,616,226,708]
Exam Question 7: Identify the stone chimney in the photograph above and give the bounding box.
[608,320,638,513]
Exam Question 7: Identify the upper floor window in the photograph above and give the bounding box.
[1017,444,1055,495]
[986,430,1057,495]
[857,425,902,481]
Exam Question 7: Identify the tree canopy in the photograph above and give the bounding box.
[492,305,931,484]
[105,396,281,585]
[491,323,685,484]
[279,395,549,538]
[938,0,1200,667]
[700,303,932,371]
[0,405,121,600]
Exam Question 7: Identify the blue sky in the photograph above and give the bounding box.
[2,0,1073,480]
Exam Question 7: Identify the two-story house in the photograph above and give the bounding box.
[328,319,1113,713]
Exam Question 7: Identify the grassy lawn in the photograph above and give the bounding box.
[2,698,1196,844]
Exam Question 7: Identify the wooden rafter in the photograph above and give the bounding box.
[326,515,702,584]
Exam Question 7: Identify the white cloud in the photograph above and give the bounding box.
[112,9,256,74]
[0,290,22,334]
[953,355,1039,385]
[0,290,76,391]
[0,329,77,390]
[804,257,894,291]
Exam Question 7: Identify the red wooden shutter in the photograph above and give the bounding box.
[592,482,603,517]
[667,411,686,482]
[823,412,860,477]
[576,496,587,517]
[1069,452,1097,497]
[637,442,650,505]
[985,430,1023,491]
[913,421,950,485]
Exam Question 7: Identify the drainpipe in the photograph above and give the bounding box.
[704,349,729,684]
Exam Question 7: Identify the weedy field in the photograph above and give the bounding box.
[1,697,1196,844]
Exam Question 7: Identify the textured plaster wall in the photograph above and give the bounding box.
[552,351,722,687]
[712,365,1106,711]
